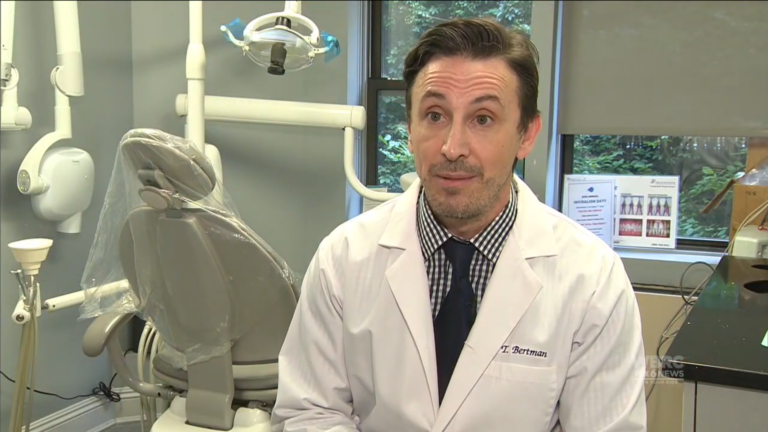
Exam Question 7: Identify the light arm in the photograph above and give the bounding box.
[285,1,301,14]
[344,127,400,202]
[174,94,401,202]
[186,1,205,154]
[176,94,366,129]
[17,0,84,195]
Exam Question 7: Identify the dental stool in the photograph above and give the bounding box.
[80,129,299,431]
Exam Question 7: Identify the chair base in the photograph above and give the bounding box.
[151,396,272,431]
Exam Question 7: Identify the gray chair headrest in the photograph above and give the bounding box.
[119,129,217,202]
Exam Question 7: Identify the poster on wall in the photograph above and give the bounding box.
[563,177,616,247]
[562,175,680,249]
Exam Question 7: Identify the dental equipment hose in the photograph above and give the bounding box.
[3,277,129,432]
[8,281,39,432]
[138,321,153,432]
[137,320,167,432]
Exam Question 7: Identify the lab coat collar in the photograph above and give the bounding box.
[380,174,558,259]
[380,174,558,425]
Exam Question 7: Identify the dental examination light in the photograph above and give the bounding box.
[1,0,33,130]
[15,1,94,234]
[180,0,398,202]
[221,1,341,76]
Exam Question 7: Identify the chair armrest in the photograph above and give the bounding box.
[82,313,179,400]
[82,312,133,357]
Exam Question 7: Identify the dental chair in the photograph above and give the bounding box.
[79,129,300,431]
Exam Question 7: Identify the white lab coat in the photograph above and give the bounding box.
[272,177,647,432]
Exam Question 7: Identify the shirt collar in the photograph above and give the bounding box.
[416,180,518,263]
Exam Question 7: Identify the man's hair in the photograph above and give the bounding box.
[403,18,540,133]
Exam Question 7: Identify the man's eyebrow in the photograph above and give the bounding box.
[421,90,447,101]
[471,94,502,105]
[420,91,502,105]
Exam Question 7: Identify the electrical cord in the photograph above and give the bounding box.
[1,348,134,403]
[646,260,714,401]
[678,261,715,306]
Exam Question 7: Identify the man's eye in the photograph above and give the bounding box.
[476,115,492,125]
[428,112,442,122]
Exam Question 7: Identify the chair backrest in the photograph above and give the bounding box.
[118,206,299,365]
[116,129,298,368]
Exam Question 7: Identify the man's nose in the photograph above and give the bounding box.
[441,121,470,161]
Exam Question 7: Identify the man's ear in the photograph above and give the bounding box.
[407,121,413,153]
[516,115,542,159]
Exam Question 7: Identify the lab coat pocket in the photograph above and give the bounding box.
[484,361,558,383]
[468,362,559,431]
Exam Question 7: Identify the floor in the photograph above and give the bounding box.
[104,422,141,432]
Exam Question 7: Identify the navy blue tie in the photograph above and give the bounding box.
[434,238,477,404]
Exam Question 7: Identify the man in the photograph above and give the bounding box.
[272,18,647,432]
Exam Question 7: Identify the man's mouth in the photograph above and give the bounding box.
[435,173,476,187]
[437,173,475,180]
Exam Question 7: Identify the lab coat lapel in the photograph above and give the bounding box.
[431,179,558,432]
[380,180,440,418]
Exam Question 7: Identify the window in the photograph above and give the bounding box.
[561,135,749,245]
[556,1,767,251]
[367,1,533,192]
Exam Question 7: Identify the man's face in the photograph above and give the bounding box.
[408,56,540,222]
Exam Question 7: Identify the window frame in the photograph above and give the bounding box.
[365,0,404,186]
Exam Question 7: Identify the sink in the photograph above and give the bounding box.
[744,280,768,294]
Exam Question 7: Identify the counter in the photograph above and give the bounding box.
[663,255,768,432]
